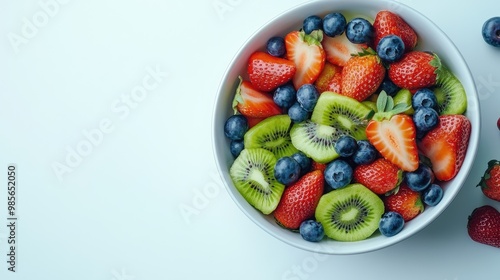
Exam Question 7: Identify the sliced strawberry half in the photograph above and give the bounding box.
[285,30,326,89]
[247,51,296,92]
[419,114,471,181]
[322,32,368,67]
[232,77,282,118]
[366,92,419,172]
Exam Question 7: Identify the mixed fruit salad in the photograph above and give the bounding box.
[223,10,471,242]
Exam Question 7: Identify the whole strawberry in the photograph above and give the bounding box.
[341,50,385,101]
[354,158,403,195]
[467,205,500,248]
[388,51,441,90]
[373,10,418,52]
[274,170,324,230]
[477,160,500,202]
[383,184,424,222]
[247,51,296,92]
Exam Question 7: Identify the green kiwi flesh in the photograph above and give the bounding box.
[311,91,373,140]
[290,120,340,163]
[435,66,467,115]
[230,148,285,215]
[315,183,384,241]
[393,89,414,115]
[244,114,298,159]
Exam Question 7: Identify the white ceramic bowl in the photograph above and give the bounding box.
[212,0,480,254]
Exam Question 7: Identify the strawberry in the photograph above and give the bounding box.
[285,30,326,89]
[311,161,327,173]
[373,10,418,52]
[314,62,343,93]
[273,170,324,230]
[232,77,282,118]
[366,92,419,172]
[388,51,441,90]
[477,160,500,202]
[353,158,403,195]
[247,51,296,92]
[340,50,385,101]
[322,32,368,67]
[467,205,500,248]
[245,116,266,128]
[419,115,471,181]
[383,184,424,222]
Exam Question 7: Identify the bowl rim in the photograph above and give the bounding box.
[211,0,481,255]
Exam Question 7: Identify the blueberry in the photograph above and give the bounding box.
[482,17,500,47]
[291,151,312,175]
[322,12,346,37]
[379,211,405,237]
[303,15,322,34]
[229,140,244,158]
[288,102,309,123]
[413,107,439,135]
[324,159,353,190]
[296,84,319,112]
[352,140,378,165]
[299,220,325,242]
[345,18,374,44]
[412,88,438,110]
[274,156,301,185]
[422,183,444,206]
[267,36,286,57]
[273,84,296,109]
[224,115,248,140]
[378,75,400,96]
[405,164,433,192]
[376,35,405,63]
[334,135,358,158]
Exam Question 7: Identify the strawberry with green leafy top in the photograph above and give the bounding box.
[247,51,296,92]
[232,77,282,118]
[285,30,326,90]
[467,205,500,248]
[384,184,424,222]
[373,10,418,52]
[353,158,403,195]
[388,51,441,90]
[477,160,500,202]
[366,91,419,172]
[341,50,385,101]
[274,170,324,230]
[419,114,471,181]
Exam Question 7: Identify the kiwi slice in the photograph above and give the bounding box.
[393,89,414,115]
[311,91,373,140]
[230,148,285,215]
[290,120,340,163]
[434,66,467,115]
[315,183,384,241]
[244,114,298,159]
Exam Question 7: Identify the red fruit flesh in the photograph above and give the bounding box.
[366,114,419,172]
[233,79,282,118]
[419,115,471,181]
[322,33,367,67]
[314,62,343,93]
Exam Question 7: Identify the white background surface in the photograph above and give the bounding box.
[1,0,500,279]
